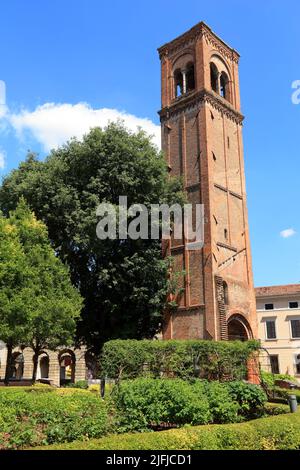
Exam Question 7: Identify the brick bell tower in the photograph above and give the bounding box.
[158,22,257,341]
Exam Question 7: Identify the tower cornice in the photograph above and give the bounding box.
[159,89,244,124]
[158,22,240,64]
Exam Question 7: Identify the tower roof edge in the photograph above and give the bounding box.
[157,21,240,62]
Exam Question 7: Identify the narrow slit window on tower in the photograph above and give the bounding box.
[224,228,228,240]
[210,63,219,93]
[227,136,230,148]
[186,63,195,92]
[212,151,217,161]
[174,69,183,98]
[223,281,229,305]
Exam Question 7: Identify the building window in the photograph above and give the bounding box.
[265,320,277,340]
[265,303,274,310]
[224,228,228,240]
[270,355,280,374]
[295,354,300,375]
[289,301,299,309]
[290,319,300,339]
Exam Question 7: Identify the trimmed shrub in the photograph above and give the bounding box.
[110,378,266,431]
[111,378,211,432]
[31,411,300,450]
[275,387,300,403]
[0,387,109,449]
[263,402,290,416]
[101,339,260,382]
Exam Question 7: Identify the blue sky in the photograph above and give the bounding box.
[0,0,299,287]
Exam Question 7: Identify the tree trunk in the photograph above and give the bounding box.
[4,342,13,386]
[32,351,39,384]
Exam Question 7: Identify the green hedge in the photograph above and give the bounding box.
[276,387,300,403]
[101,339,259,382]
[110,378,267,432]
[261,371,297,388]
[0,387,109,449]
[32,411,300,450]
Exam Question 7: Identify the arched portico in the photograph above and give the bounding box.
[58,349,76,386]
[36,352,50,380]
[10,352,24,380]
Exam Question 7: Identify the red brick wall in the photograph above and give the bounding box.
[158,22,257,341]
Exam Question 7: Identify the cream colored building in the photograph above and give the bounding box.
[256,284,300,380]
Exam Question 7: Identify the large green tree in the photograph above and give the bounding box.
[0,124,184,351]
[0,200,83,383]
[0,205,32,384]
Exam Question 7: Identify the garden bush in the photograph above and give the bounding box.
[65,380,89,389]
[110,378,211,432]
[275,387,300,403]
[261,371,297,389]
[33,411,300,450]
[226,381,267,418]
[200,381,240,423]
[110,378,266,432]
[101,339,260,382]
[0,387,109,449]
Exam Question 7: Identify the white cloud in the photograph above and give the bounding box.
[0,150,6,169]
[0,105,8,119]
[280,228,296,238]
[9,102,161,152]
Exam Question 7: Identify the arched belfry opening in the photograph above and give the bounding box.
[228,315,253,342]
[220,72,230,101]
[210,62,219,93]
[186,62,195,92]
[174,69,183,97]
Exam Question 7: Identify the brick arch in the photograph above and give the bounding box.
[210,52,232,80]
[171,50,195,70]
[58,349,76,385]
[227,314,253,341]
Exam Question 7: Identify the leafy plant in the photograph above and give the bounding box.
[227,381,267,418]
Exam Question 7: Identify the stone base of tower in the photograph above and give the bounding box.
[163,307,205,340]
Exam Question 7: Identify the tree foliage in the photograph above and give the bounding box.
[0,124,184,349]
[0,200,82,382]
